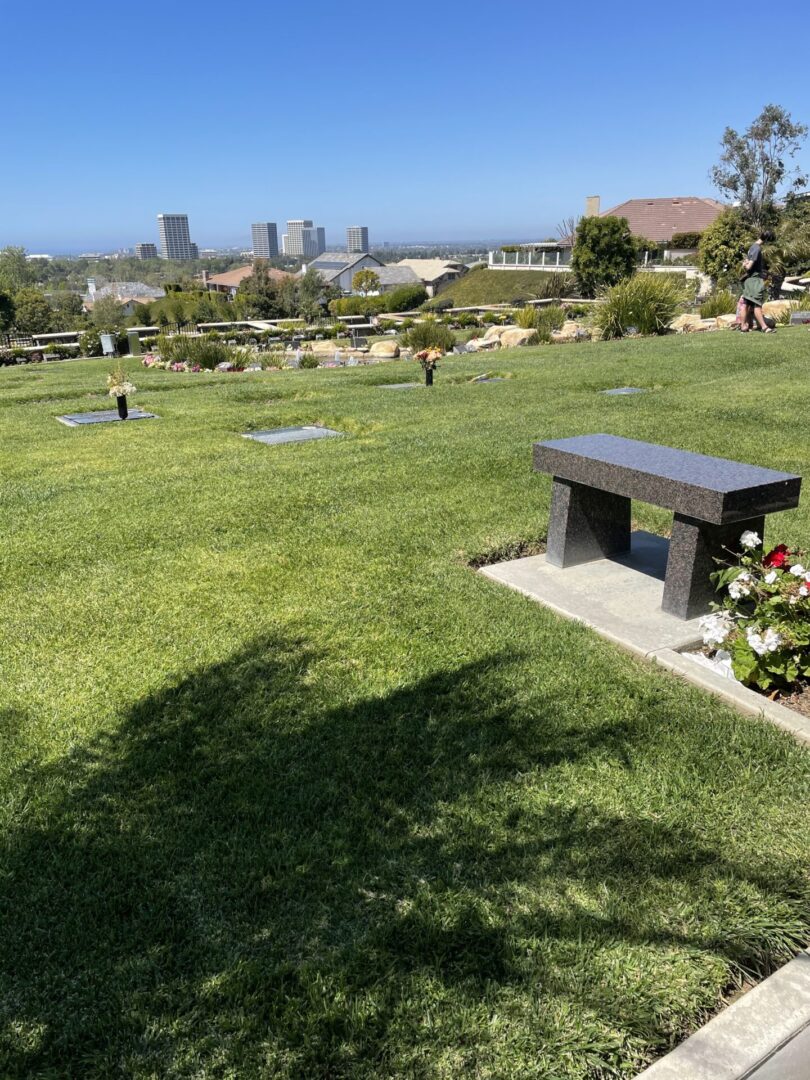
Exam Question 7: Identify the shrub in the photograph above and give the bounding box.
[670,231,703,250]
[700,533,810,691]
[79,329,103,357]
[564,302,592,319]
[299,351,320,369]
[400,319,456,353]
[594,273,684,339]
[385,284,427,312]
[697,210,754,288]
[700,290,738,318]
[572,217,636,297]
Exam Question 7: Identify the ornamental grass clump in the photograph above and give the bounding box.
[594,273,686,339]
[399,318,456,353]
[156,334,250,370]
[699,289,738,319]
[699,530,810,690]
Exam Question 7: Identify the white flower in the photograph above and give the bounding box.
[728,571,753,600]
[789,564,806,577]
[800,585,809,598]
[740,530,762,549]
[746,626,782,656]
[699,611,735,646]
[107,381,136,398]
[764,570,778,584]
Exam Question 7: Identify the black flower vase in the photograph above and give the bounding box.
[116,395,128,420]
[425,367,433,387]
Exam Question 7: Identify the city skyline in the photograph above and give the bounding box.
[1,1,809,252]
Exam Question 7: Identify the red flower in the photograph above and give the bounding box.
[763,544,789,568]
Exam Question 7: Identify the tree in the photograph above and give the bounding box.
[298,267,337,322]
[777,193,810,273]
[0,246,35,294]
[571,216,636,297]
[50,292,86,331]
[697,209,754,288]
[12,287,53,334]
[0,290,14,332]
[91,295,127,330]
[235,262,284,319]
[352,269,380,296]
[711,104,808,228]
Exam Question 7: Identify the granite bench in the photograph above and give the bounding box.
[533,434,801,619]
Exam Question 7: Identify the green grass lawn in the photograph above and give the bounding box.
[1,331,809,1078]
[436,267,573,305]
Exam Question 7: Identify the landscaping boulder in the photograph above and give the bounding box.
[369,340,400,358]
[310,339,339,354]
[550,321,591,344]
[715,314,738,329]
[499,328,538,348]
[685,318,718,333]
[762,299,791,320]
[483,325,515,341]
[466,337,499,352]
[669,314,703,333]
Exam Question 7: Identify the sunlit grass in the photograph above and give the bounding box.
[1,331,809,1077]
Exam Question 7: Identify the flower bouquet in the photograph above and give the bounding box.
[415,348,442,386]
[106,362,136,419]
[699,529,810,690]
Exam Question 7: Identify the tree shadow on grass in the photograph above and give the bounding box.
[0,635,806,1077]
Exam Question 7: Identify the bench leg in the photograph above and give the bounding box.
[546,478,631,568]
[662,514,765,620]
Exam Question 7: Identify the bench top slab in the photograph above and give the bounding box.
[534,434,801,525]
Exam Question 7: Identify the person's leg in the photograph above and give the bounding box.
[740,301,753,331]
[751,304,771,331]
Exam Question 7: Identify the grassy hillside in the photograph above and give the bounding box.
[2,331,810,1077]
[437,267,574,305]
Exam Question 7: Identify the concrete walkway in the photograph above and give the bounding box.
[636,951,810,1078]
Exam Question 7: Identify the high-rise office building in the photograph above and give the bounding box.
[135,242,158,259]
[157,213,197,260]
[284,219,326,257]
[346,226,369,253]
[251,222,279,259]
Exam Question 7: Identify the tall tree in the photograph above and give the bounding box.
[12,288,53,334]
[235,262,284,319]
[91,295,128,330]
[0,247,35,293]
[711,104,808,227]
[0,290,15,333]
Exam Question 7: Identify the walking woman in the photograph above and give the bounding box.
[740,229,776,333]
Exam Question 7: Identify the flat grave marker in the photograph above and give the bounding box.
[601,387,646,396]
[379,382,421,390]
[242,425,342,446]
[57,409,158,427]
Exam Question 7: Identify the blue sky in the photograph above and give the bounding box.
[2,0,809,252]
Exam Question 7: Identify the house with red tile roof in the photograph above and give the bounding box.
[598,196,726,243]
[203,264,294,298]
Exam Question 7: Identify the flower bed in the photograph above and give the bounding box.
[697,529,810,704]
